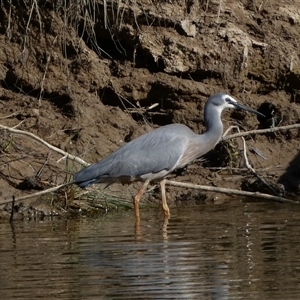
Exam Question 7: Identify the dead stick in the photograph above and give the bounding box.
[0,124,88,166]
[36,152,51,179]
[0,112,21,119]
[165,180,299,204]
[223,123,300,141]
[0,182,73,206]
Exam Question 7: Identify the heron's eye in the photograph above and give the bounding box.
[225,97,235,105]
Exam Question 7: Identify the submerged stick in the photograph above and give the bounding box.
[165,180,299,204]
[9,196,15,223]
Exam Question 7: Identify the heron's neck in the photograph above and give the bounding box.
[203,109,224,147]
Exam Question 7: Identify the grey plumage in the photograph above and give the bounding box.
[75,124,207,187]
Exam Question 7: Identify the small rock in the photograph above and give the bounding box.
[180,20,197,37]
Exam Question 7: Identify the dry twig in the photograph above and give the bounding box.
[224,125,278,195]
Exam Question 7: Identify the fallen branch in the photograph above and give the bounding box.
[223,123,300,141]
[0,123,88,166]
[0,182,73,205]
[0,112,21,119]
[165,180,298,204]
[0,178,297,206]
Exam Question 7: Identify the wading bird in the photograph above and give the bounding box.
[74,93,264,219]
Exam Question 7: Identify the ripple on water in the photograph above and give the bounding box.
[1,201,300,299]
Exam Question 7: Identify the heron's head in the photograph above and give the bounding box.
[206,92,265,117]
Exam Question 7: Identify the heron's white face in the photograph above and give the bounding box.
[222,94,238,109]
[210,93,239,116]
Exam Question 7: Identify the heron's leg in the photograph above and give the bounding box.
[133,179,150,219]
[160,179,170,218]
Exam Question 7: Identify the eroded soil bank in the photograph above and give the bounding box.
[0,0,300,218]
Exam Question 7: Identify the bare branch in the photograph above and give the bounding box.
[223,123,300,141]
[165,180,298,204]
[0,182,73,205]
[0,112,21,119]
[0,123,88,166]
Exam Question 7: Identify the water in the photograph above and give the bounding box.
[1,200,300,299]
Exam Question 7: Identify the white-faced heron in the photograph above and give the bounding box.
[74,92,264,218]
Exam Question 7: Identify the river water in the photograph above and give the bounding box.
[1,200,300,299]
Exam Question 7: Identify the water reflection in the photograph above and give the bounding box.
[1,201,300,299]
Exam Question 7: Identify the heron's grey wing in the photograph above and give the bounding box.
[74,124,194,187]
[112,134,186,177]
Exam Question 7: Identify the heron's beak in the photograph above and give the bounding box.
[234,102,265,117]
